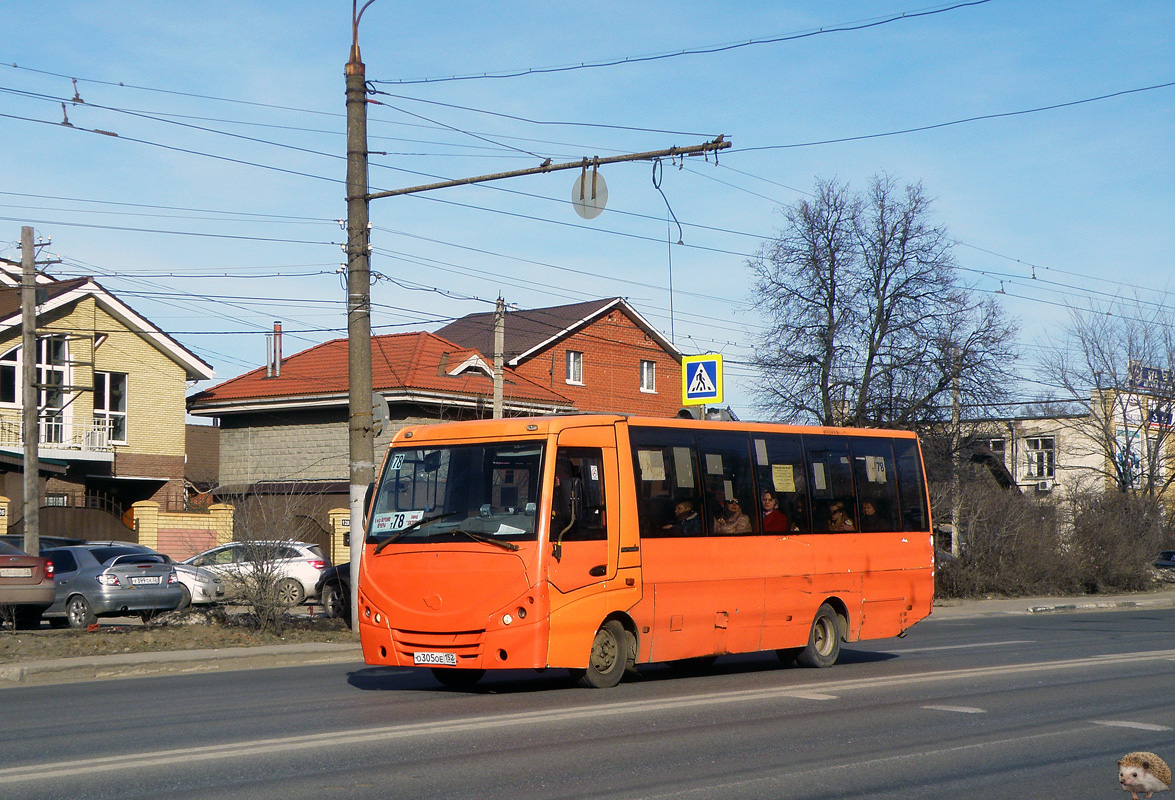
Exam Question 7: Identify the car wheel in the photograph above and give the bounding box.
[321,581,349,623]
[797,603,841,668]
[431,668,484,688]
[65,595,96,629]
[275,577,305,607]
[175,584,192,611]
[575,619,630,689]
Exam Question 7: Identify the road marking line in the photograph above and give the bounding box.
[784,691,838,700]
[888,640,1034,653]
[922,704,986,713]
[1092,720,1172,731]
[5,647,1175,784]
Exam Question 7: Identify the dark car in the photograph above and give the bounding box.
[41,544,186,628]
[315,563,351,627]
[0,540,55,629]
[0,534,87,550]
[1155,551,1175,569]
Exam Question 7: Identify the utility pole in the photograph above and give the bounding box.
[492,296,504,419]
[345,1,375,631]
[950,347,962,559]
[344,1,730,631]
[20,227,40,556]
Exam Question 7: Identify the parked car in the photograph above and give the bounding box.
[41,544,186,628]
[0,534,86,550]
[1155,551,1175,569]
[182,541,329,606]
[0,540,55,629]
[84,541,225,607]
[315,562,351,627]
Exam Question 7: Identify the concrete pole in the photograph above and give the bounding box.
[492,297,504,419]
[21,226,39,555]
[345,33,374,631]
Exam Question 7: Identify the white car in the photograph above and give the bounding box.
[182,541,328,606]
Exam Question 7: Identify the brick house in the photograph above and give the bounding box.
[435,297,684,417]
[0,271,215,537]
[186,299,684,552]
[186,329,575,550]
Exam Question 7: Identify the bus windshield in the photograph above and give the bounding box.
[367,441,545,546]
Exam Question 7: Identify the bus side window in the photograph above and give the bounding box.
[893,437,929,531]
[849,438,899,531]
[803,435,855,533]
[696,431,756,535]
[754,433,808,532]
[631,434,701,538]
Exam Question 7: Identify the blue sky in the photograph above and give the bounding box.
[2,1,1172,416]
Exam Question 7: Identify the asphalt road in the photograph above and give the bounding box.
[3,607,1175,799]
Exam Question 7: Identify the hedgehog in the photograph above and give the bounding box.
[1119,752,1172,799]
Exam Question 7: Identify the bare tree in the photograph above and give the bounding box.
[1040,296,1175,496]
[748,175,1018,428]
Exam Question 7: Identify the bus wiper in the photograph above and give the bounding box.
[373,510,463,554]
[454,529,520,551]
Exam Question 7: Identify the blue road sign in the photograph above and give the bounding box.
[681,354,723,405]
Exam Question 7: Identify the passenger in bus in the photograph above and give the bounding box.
[713,498,752,535]
[663,499,702,535]
[760,490,790,532]
[828,501,856,532]
[859,500,886,531]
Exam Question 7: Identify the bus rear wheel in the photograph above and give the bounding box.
[797,603,841,668]
[574,620,628,689]
[431,668,484,689]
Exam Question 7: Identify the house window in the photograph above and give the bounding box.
[0,348,15,404]
[94,371,128,443]
[0,339,71,441]
[986,438,1005,453]
[566,350,583,384]
[640,360,656,393]
[1026,437,1055,478]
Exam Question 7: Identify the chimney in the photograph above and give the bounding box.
[266,321,283,377]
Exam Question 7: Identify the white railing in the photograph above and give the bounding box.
[0,418,112,452]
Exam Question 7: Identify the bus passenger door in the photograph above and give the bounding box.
[547,437,616,594]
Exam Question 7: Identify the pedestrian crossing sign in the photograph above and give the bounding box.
[681,354,723,405]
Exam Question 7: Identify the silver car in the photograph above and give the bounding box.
[84,541,225,607]
[41,545,186,628]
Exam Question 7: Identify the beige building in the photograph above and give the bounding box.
[0,270,213,537]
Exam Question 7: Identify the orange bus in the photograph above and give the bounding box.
[357,414,934,688]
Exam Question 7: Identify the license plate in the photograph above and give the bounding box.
[130,576,160,585]
[414,651,457,667]
[0,567,32,578]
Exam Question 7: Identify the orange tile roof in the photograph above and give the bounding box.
[188,331,571,407]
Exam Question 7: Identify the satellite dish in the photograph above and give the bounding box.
[371,392,390,437]
[571,169,608,219]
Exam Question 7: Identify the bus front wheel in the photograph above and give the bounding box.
[574,620,628,689]
[797,604,841,668]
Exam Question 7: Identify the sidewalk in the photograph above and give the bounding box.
[928,586,1175,620]
[6,589,1175,688]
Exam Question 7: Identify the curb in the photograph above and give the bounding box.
[0,642,363,688]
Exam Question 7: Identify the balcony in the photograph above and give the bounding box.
[0,418,115,460]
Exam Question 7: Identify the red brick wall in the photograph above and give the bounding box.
[512,310,682,417]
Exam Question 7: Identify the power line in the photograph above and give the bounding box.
[374,1,994,84]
